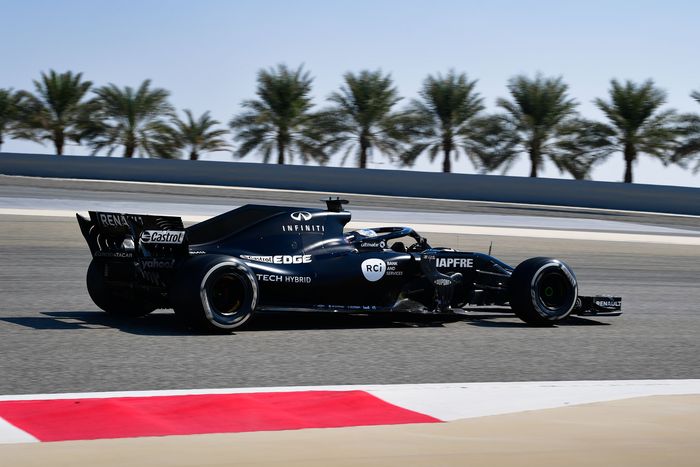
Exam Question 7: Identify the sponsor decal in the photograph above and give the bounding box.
[290,211,312,221]
[384,259,403,276]
[98,213,126,228]
[94,251,132,258]
[434,278,452,286]
[189,250,206,255]
[241,254,312,264]
[139,258,176,269]
[360,240,386,249]
[285,275,312,283]
[140,230,186,244]
[256,274,312,284]
[436,257,473,268]
[282,224,325,233]
[595,299,621,308]
[283,211,324,234]
[97,213,143,228]
[361,258,386,282]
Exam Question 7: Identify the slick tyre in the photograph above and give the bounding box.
[86,260,155,317]
[171,255,258,333]
[509,257,578,326]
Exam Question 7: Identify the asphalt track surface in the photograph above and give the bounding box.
[0,178,699,395]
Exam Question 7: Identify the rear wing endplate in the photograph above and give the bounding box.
[76,211,187,259]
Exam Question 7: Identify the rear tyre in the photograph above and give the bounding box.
[509,257,578,325]
[170,255,258,333]
[86,260,155,317]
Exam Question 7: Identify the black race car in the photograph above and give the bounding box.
[77,198,621,332]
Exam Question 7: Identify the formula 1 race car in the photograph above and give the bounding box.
[77,199,622,332]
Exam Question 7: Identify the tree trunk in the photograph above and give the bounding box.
[123,130,137,158]
[623,143,635,183]
[528,139,540,177]
[54,129,64,155]
[443,152,451,173]
[0,133,4,152]
[124,144,135,158]
[277,140,285,164]
[359,131,370,168]
[624,159,633,183]
[359,144,369,168]
[442,139,453,173]
[189,149,198,161]
[529,151,539,177]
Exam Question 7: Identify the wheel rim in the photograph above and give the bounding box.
[527,262,577,320]
[209,273,244,316]
[538,272,570,310]
[199,262,257,329]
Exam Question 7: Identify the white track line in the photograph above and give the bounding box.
[2,208,698,245]
[13,175,700,219]
[369,379,700,421]
[0,418,38,444]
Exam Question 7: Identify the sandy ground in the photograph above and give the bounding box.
[2,394,698,466]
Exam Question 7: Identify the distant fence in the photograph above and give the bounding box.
[1,152,699,215]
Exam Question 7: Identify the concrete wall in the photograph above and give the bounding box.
[1,152,698,215]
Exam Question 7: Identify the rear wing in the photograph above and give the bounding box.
[76,211,188,259]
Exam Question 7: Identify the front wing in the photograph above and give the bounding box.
[572,296,622,317]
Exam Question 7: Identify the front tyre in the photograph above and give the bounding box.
[86,260,155,317]
[509,257,578,325]
[171,256,258,333]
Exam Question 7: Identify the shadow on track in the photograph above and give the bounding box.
[462,314,609,327]
[1,311,188,336]
[0,310,453,335]
[0,310,606,335]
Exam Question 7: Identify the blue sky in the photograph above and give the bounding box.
[1,0,699,186]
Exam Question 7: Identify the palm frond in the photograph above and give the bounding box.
[15,70,93,153]
[86,80,174,157]
[403,71,485,172]
[692,90,700,104]
[168,109,230,159]
[321,70,409,168]
[671,113,700,172]
[0,88,29,148]
[229,64,323,164]
[595,79,681,180]
[464,115,521,173]
[399,143,431,167]
[493,73,579,177]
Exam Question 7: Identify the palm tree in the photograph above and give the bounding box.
[400,71,485,173]
[87,80,175,157]
[485,74,579,178]
[0,88,26,151]
[672,90,700,174]
[230,64,326,165]
[594,79,678,183]
[320,70,409,168]
[19,70,92,155]
[171,110,230,160]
